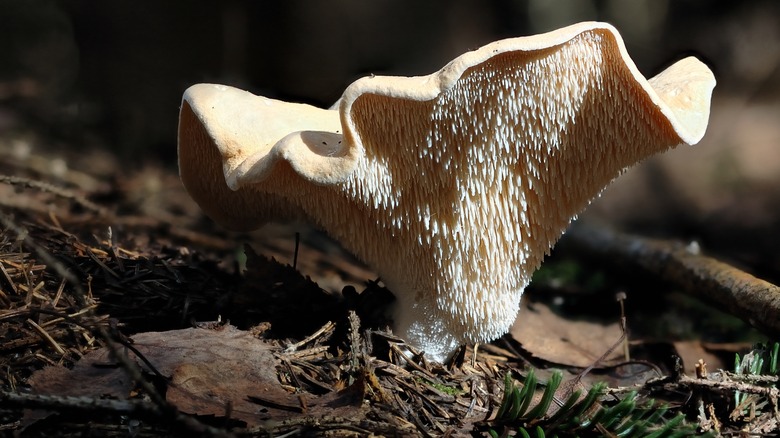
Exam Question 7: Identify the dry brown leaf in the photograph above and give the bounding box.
[28,325,365,427]
[510,299,624,368]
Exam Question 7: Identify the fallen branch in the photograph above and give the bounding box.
[563,223,780,339]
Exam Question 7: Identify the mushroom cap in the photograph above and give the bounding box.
[179,84,350,230]
[339,22,712,148]
[178,22,715,361]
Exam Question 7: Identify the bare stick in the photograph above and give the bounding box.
[563,223,780,339]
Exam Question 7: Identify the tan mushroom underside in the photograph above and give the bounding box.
[178,22,715,361]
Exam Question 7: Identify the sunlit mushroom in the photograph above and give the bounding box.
[178,22,716,361]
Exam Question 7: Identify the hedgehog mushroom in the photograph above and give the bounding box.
[178,22,715,361]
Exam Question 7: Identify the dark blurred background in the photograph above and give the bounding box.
[1,0,779,279]
[1,0,777,157]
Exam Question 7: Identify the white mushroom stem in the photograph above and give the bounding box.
[178,22,715,362]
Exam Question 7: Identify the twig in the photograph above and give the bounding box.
[284,320,335,352]
[0,174,106,215]
[26,318,66,356]
[564,223,780,339]
[658,373,780,402]
[389,344,436,379]
[0,260,18,294]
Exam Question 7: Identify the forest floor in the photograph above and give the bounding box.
[1,108,779,437]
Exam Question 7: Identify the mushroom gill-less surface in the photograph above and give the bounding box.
[178,22,715,361]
